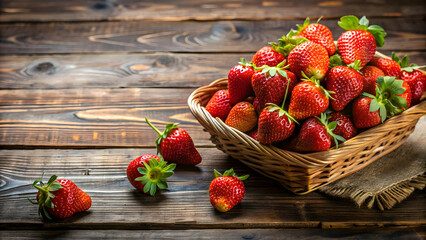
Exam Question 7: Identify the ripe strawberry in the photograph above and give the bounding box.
[127,154,176,196]
[251,61,297,111]
[209,169,249,212]
[337,16,386,67]
[29,173,91,220]
[329,112,357,143]
[225,102,258,133]
[352,97,381,128]
[288,41,329,80]
[205,90,232,121]
[294,17,335,55]
[370,57,401,78]
[288,74,334,121]
[251,46,285,67]
[247,128,258,141]
[286,113,345,152]
[146,118,202,165]
[258,105,296,144]
[228,58,255,104]
[326,60,364,111]
[360,65,384,95]
[392,53,426,105]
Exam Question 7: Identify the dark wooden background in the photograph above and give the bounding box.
[0,1,425,239]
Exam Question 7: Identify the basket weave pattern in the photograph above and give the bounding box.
[188,55,426,194]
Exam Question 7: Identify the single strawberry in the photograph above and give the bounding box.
[205,90,232,121]
[247,128,258,141]
[337,16,386,67]
[286,113,345,152]
[225,102,258,133]
[352,97,382,128]
[294,17,335,55]
[146,118,202,165]
[251,46,285,67]
[29,173,91,220]
[288,73,334,120]
[370,57,401,78]
[360,65,384,95]
[228,58,256,104]
[392,53,426,105]
[251,60,297,111]
[329,112,357,143]
[288,41,329,80]
[127,154,176,196]
[326,60,364,111]
[209,169,249,212]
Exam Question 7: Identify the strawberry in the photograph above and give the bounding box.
[127,154,176,196]
[370,57,401,78]
[392,53,426,105]
[337,16,386,67]
[286,113,345,152]
[329,112,357,143]
[251,46,285,67]
[288,41,329,80]
[253,97,262,114]
[228,58,255,104]
[360,65,384,95]
[247,128,258,141]
[29,173,91,220]
[251,61,297,111]
[225,102,258,133]
[288,74,334,121]
[326,60,364,111]
[209,169,249,212]
[294,17,336,55]
[146,118,202,165]
[352,97,382,128]
[205,90,232,121]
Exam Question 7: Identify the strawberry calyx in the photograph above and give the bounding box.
[329,54,344,68]
[315,112,346,148]
[301,72,335,100]
[135,156,176,196]
[270,31,309,56]
[238,58,256,68]
[266,103,299,125]
[28,172,64,220]
[214,168,249,181]
[254,60,289,78]
[391,53,426,73]
[338,15,386,47]
[145,117,179,154]
[347,60,362,74]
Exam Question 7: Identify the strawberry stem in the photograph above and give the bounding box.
[145,117,163,136]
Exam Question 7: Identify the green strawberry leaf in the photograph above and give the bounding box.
[327,121,338,131]
[359,16,369,26]
[390,96,408,109]
[367,25,386,47]
[338,15,359,30]
[329,54,344,68]
[379,104,387,122]
[296,17,310,33]
[277,70,288,79]
[401,56,409,68]
[369,98,380,112]
[362,92,376,99]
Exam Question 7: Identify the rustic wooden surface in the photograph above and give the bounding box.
[0,0,425,239]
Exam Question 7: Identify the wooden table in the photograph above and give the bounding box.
[0,1,425,239]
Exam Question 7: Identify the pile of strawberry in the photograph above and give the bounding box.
[206,15,425,152]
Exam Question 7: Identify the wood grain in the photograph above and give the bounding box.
[0,88,215,147]
[1,18,425,54]
[1,51,424,89]
[0,0,425,22]
[0,148,425,230]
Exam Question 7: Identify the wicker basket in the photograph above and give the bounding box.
[188,52,426,195]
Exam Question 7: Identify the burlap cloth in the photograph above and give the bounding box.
[319,116,426,210]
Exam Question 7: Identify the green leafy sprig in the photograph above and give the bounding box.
[391,53,426,72]
[214,168,249,181]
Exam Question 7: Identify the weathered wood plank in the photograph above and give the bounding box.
[0,88,214,147]
[0,228,424,239]
[0,148,425,230]
[0,51,424,89]
[0,0,424,22]
[1,18,425,54]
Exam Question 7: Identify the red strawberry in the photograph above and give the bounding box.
[326,60,364,111]
[295,17,335,55]
[251,61,297,111]
[288,41,329,80]
[247,128,258,140]
[360,65,384,95]
[286,113,345,152]
[209,169,249,212]
[253,97,262,114]
[352,97,381,128]
[205,90,232,121]
[146,118,202,165]
[329,112,357,142]
[127,154,176,196]
[251,46,285,67]
[225,102,258,133]
[288,74,333,120]
[30,173,91,219]
[258,106,296,145]
[228,58,255,104]
[370,57,401,78]
[337,16,386,67]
